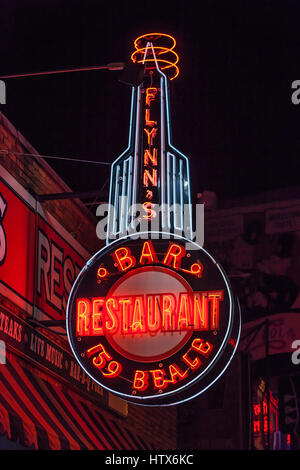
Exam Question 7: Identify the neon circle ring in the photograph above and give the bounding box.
[66,232,241,406]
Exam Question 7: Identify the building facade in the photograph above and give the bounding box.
[2,105,299,450]
[178,189,300,450]
[0,111,177,450]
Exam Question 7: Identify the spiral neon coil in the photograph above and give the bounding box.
[131,33,179,80]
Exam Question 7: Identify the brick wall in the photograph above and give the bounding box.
[0,111,178,450]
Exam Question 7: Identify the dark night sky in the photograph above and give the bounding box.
[1,0,300,206]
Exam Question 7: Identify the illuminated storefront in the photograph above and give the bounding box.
[0,108,175,449]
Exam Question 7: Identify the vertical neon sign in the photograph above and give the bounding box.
[142,86,158,220]
[67,33,241,406]
[107,34,192,243]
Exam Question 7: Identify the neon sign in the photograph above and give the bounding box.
[142,84,159,220]
[67,235,240,405]
[253,393,278,449]
[66,34,241,406]
[131,33,179,80]
[76,290,222,337]
[106,34,192,243]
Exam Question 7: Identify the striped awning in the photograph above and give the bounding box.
[0,354,151,450]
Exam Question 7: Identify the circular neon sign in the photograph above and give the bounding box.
[66,233,241,406]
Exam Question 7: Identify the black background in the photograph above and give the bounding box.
[1,0,300,205]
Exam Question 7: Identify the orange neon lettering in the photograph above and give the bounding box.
[76,289,223,339]
[112,247,136,272]
[208,291,223,330]
[142,202,156,219]
[161,294,176,331]
[86,343,122,378]
[181,350,202,370]
[145,189,153,200]
[89,344,112,368]
[191,338,213,356]
[150,369,168,389]
[146,295,161,333]
[131,296,146,333]
[76,298,91,336]
[193,292,209,330]
[182,262,203,277]
[144,148,158,166]
[133,370,149,391]
[143,168,157,187]
[168,364,188,384]
[139,240,158,265]
[93,354,110,369]
[145,87,158,106]
[145,108,157,127]
[119,298,132,334]
[163,243,186,269]
[177,293,192,330]
[105,297,118,334]
[86,343,104,358]
[92,298,105,335]
[101,361,122,378]
[144,127,158,145]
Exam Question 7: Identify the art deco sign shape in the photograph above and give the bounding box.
[66,34,241,406]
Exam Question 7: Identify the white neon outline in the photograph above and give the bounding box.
[107,88,136,244]
[114,156,133,237]
[173,154,184,231]
[130,85,142,232]
[122,159,129,233]
[121,160,127,233]
[112,164,120,235]
[66,231,238,403]
[126,156,133,231]
[178,159,184,229]
[167,152,171,228]
[172,154,176,225]
[165,152,184,232]
[162,73,193,240]
[160,75,167,231]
